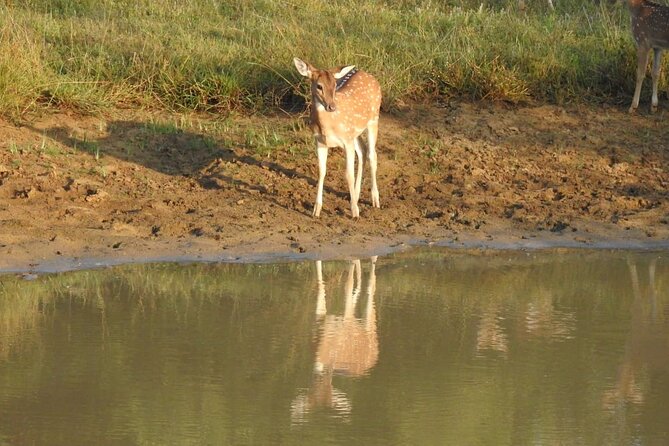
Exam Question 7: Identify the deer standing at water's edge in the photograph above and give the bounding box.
[627,0,669,113]
[293,58,382,218]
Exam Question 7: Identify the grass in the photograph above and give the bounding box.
[7,141,19,155]
[245,125,289,157]
[39,137,62,156]
[0,0,651,119]
[5,138,62,157]
[75,137,101,159]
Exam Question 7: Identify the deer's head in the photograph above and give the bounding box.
[294,58,355,113]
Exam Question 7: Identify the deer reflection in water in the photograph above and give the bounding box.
[476,304,509,355]
[603,257,667,412]
[291,258,378,423]
[524,289,576,341]
[476,288,576,356]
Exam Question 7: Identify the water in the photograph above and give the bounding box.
[0,249,667,445]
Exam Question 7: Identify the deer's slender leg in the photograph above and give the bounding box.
[651,48,663,113]
[365,256,377,331]
[353,137,363,203]
[343,261,356,319]
[316,260,326,317]
[313,141,328,217]
[630,45,651,113]
[344,141,359,218]
[367,118,380,208]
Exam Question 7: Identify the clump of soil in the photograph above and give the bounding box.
[1,101,667,272]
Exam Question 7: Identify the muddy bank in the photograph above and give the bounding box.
[1,101,668,273]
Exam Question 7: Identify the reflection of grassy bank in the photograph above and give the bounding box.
[0,262,318,359]
[378,249,667,309]
[370,250,668,446]
[0,280,46,359]
[0,0,640,118]
[372,250,668,356]
[1,251,666,360]
[0,251,666,445]
[0,262,323,444]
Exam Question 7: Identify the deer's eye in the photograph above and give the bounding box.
[316,84,324,92]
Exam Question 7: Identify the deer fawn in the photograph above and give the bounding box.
[293,58,382,218]
[627,0,669,113]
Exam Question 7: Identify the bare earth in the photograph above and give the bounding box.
[1,101,668,273]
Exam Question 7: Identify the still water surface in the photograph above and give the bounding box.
[0,249,668,445]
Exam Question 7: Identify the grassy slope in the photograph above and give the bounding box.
[0,0,652,118]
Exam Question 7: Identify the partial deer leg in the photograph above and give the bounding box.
[353,137,364,203]
[313,141,328,217]
[651,48,663,113]
[315,260,326,317]
[630,45,651,113]
[344,141,360,218]
[367,118,380,208]
[343,261,355,319]
[365,256,377,331]
[343,260,362,320]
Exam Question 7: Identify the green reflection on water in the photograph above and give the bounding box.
[0,250,667,446]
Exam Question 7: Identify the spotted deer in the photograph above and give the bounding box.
[291,258,378,423]
[293,58,382,218]
[627,0,669,113]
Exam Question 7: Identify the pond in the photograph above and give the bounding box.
[0,249,667,445]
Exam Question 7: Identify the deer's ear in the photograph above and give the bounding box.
[293,58,312,78]
[334,65,356,79]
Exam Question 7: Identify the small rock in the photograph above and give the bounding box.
[425,211,444,219]
[85,188,108,202]
[14,187,36,199]
[550,221,570,233]
[191,228,205,237]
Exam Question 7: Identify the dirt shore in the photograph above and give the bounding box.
[1,101,668,273]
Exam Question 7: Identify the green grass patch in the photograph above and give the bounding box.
[0,0,650,118]
[74,137,101,159]
[244,125,289,157]
[38,138,62,157]
[7,141,20,155]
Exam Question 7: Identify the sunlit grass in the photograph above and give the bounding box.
[0,0,645,119]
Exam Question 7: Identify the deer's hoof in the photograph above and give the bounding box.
[371,192,380,208]
[312,203,322,218]
[628,106,637,114]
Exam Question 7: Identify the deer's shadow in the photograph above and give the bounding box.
[40,120,350,207]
